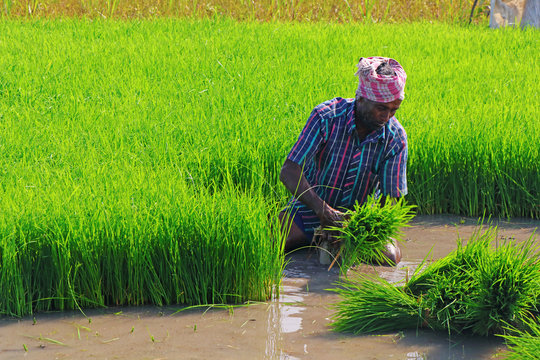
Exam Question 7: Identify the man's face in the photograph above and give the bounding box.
[356,97,402,134]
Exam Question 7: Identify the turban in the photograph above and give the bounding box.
[355,57,407,103]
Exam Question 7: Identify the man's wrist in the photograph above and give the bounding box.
[314,201,328,219]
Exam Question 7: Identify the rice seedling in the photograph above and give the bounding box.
[0,181,284,317]
[330,275,425,334]
[0,18,537,315]
[463,236,540,336]
[328,196,415,270]
[499,318,540,360]
[331,225,540,336]
[406,226,540,335]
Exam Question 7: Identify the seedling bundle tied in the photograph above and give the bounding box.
[324,195,415,271]
[331,225,540,338]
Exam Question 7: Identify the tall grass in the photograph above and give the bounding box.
[0,0,489,24]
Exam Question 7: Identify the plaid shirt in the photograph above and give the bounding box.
[285,97,408,235]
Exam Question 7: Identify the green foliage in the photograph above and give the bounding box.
[330,275,424,334]
[0,19,536,220]
[333,196,415,269]
[465,235,540,336]
[500,319,540,360]
[0,183,284,317]
[332,226,540,336]
[0,19,538,315]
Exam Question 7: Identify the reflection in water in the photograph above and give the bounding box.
[278,288,304,334]
[265,284,306,359]
[407,351,427,360]
[377,260,422,284]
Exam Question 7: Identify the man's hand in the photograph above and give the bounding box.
[317,202,346,229]
[312,203,345,249]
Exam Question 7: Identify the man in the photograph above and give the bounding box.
[279,57,408,265]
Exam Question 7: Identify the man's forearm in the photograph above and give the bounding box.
[279,159,326,217]
[280,159,346,228]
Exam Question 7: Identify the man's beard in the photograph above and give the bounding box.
[355,104,381,134]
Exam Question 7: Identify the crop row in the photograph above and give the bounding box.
[1,0,488,24]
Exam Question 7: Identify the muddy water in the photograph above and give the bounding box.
[0,215,538,360]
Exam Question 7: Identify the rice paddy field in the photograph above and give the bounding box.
[0,0,539,323]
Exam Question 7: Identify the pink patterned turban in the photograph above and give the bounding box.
[355,57,407,103]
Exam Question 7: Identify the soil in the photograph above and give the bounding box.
[0,215,538,360]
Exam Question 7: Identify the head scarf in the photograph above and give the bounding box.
[355,57,407,103]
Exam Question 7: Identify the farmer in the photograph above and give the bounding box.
[279,57,408,265]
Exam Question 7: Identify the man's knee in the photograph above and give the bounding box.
[381,241,402,266]
[279,211,309,251]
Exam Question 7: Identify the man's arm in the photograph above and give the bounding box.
[280,159,344,228]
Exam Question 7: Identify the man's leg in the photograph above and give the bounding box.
[278,211,310,252]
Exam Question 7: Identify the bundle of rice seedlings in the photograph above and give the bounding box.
[331,225,540,336]
[404,227,496,333]
[330,275,426,334]
[404,226,540,335]
[330,196,415,271]
[464,236,540,336]
[499,319,540,360]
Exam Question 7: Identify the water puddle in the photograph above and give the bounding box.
[0,215,537,359]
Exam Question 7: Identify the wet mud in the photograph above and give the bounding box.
[0,215,538,359]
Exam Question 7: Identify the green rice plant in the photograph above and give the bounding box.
[330,196,415,270]
[0,19,538,314]
[0,181,284,317]
[330,275,426,334]
[332,225,540,336]
[403,226,496,333]
[105,0,119,18]
[464,236,540,336]
[0,19,537,221]
[500,319,540,360]
[406,226,540,335]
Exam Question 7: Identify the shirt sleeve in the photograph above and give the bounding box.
[379,135,408,198]
[286,107,326,167]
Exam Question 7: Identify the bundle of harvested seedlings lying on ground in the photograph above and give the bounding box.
[328,196,415,270]
[499,318,540,360]
[331,225,540,336]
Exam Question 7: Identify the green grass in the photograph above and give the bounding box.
[500,319,540,360]
[0,18,538,315]
[1,19,537,218]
